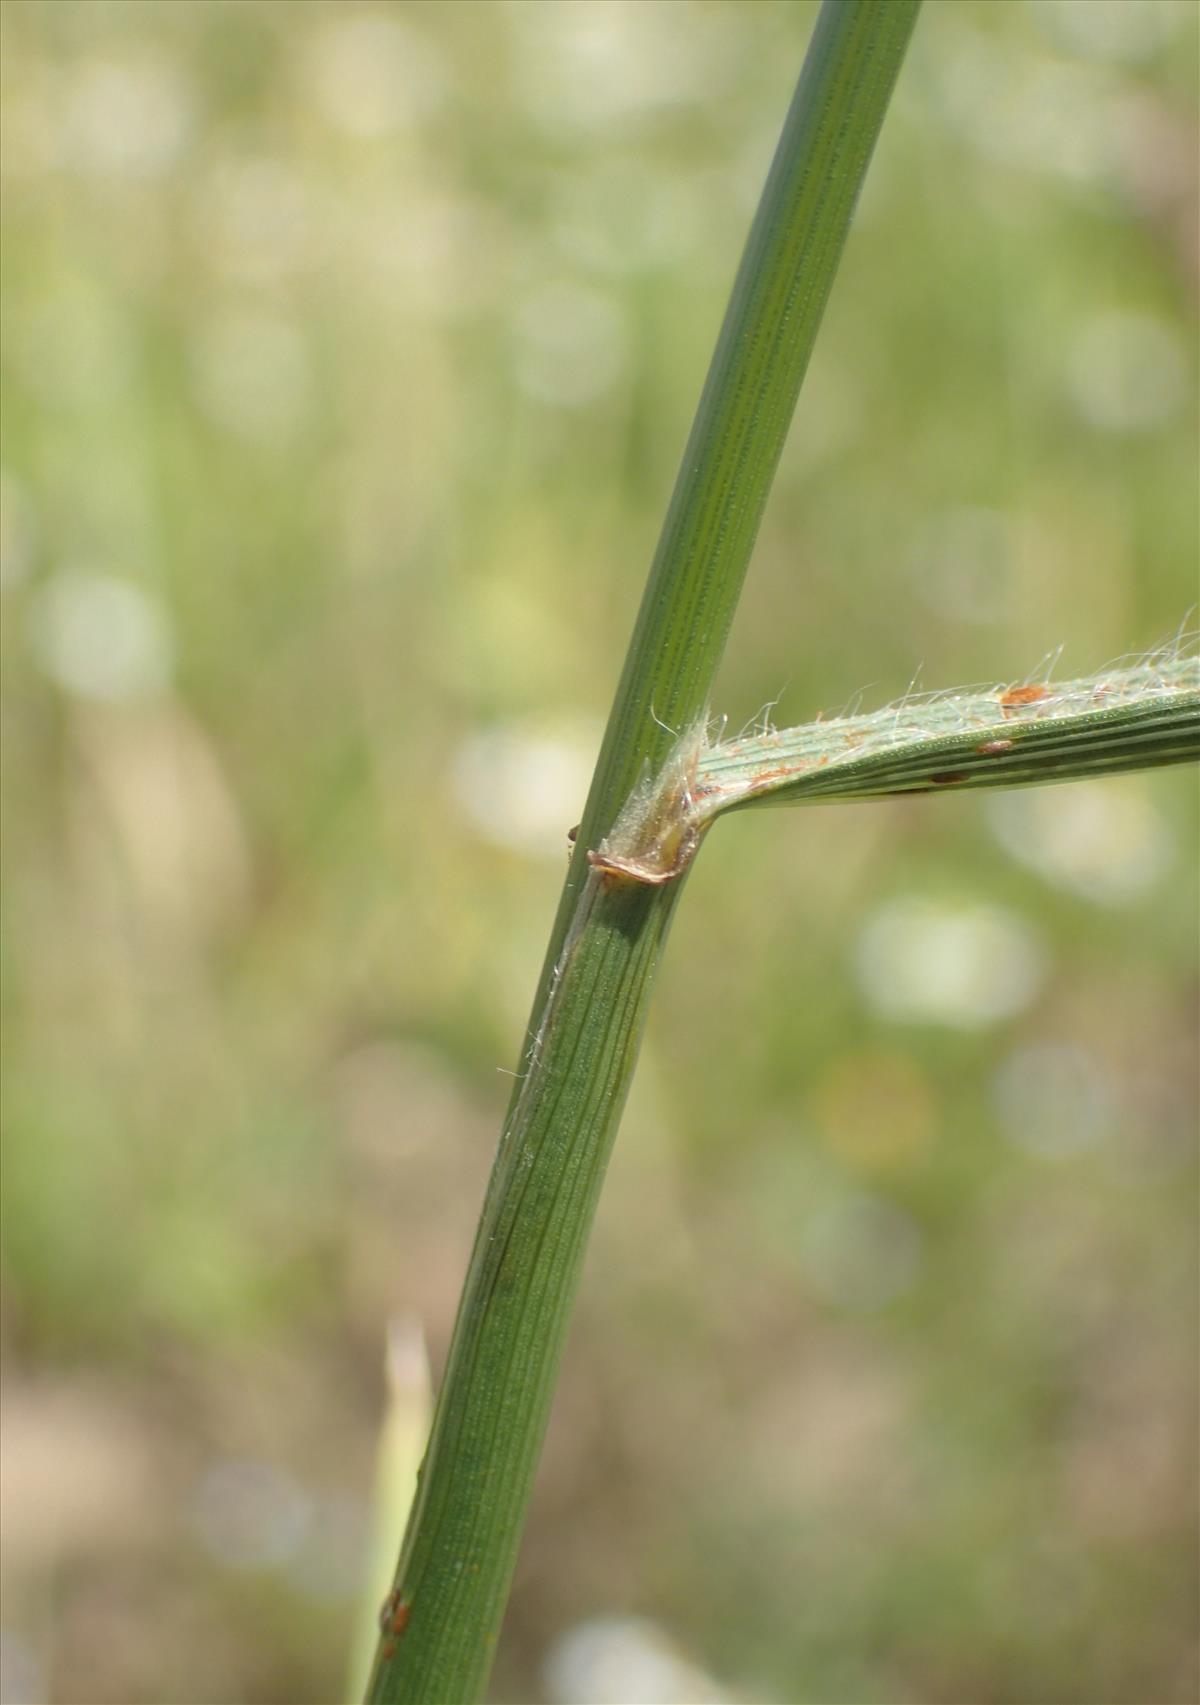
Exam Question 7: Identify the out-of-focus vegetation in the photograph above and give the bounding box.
[0,3,1196,1703]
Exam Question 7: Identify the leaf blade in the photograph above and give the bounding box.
[695,657,1200,814]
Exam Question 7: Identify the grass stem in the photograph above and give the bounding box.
[365,5,921,1699]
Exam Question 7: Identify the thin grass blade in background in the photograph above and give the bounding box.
[346,1321,431,1705]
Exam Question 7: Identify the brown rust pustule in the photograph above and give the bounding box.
[999,684,1049,715]
[378,1588,411,1639]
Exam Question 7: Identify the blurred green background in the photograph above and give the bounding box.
[1,3,1197,1702]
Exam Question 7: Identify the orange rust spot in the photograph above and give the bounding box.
[976,739,1014,755]
[930,770,970,785]
[381,1639,397,1661]
[378,1588,411,1640]
[999,684,1050,715]
[566,824,579,843]
[751,764,800,785]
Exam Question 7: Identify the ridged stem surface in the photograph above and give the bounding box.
[366,5,921,1700]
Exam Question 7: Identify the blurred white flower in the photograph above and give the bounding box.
[987,779,1170,905]
[303,10,449,136]
[189,1458,311,1573]
[1064,310,1187,435]
[544,1615,729,1705]
[1026,0,1190,64]
[930,26,1129,186]
[452,719,597,857]
[59,54,194,179]
[512,280,628,408]
[29,570,172,702]
[856,897,1046,1028]
[993,1043,1115,1161]
[191,308,312,445]
[355,191,500,315]
[287,1493,369,1603]
[510,0,744,138]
